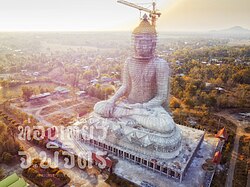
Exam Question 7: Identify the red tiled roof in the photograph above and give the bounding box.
[45,127,57,140]
[92,153,113,168]
[215,127,228,140]
[213,151,222,164]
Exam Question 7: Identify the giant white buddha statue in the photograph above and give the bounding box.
[88,15,182,159]
[94,15,175,134]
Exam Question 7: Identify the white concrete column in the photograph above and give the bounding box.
[180,173,183,182]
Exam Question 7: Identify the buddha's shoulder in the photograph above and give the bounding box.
[154,57,169,69]
[125,57,133,61]
[125,57,133,65]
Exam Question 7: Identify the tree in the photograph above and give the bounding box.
[35,174,43,182]
[43,179,55,187]
[39,86,46,94]
[169,98,181,109]
[232,68,250,84]
[102,86,115,100]
[55,170,65,181]
[22,86,34,101]
[82,70,93,80]
[32,158,41,166]
[2,152,13,164]
[0,167,4,179]
[1,80,9,88]
[27,167,39,178]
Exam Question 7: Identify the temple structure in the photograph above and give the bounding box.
[75,15,205,183]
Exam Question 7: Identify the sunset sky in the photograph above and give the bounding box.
[0,0,249,31]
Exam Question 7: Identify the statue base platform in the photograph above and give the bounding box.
[73,113,205,182]
[84,113,182,160]
[112,129,216,186]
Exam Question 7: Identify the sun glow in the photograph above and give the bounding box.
[0,0,249,31]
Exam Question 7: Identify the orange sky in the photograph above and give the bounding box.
[158,0,250,31]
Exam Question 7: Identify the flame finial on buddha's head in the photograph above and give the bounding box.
[132,14,157,35]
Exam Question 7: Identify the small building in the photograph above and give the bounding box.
[203,82,214,92]
[215,87,225,93]
[234,58,242,64]
[0,173,29,187]
[212,151,222,164]
[75,91,86,97]
[211,59,219,63]
[215,127,228,141]
[33,72,39,76]
[101,76,112,83]
[113,80,122,87]
[90,79,99,85]
[106,57,114,62]
[82,65,90,70]
[30,92,51,100]
[175,60,182,66]
[92,152,113,173]
[54,86,70,94]
[45,127,57,141]
[177,73,185,77]
[188,118,197,126]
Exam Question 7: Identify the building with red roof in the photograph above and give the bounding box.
[215,127,228,141]
[212,151,222,164]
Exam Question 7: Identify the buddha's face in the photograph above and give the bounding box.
[134,34,156,59]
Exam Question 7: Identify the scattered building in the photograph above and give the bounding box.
[212,151,222,164]
[234,58,242,64]
[0,173,29,187]
[75,90,86,97]
[215,87,226,93]
[30,92,51,100]
[215,127,228,141]
[82,65,90,70]
[33,72,39,76]
[54,86,70,94]
[101,76,113,83]
[21,70,27,74]
[177,73,185,77]
[175,60,182,66]
[92,151,113,173]
[106,57,115,62]
[211,59,218,63]
[188,118,197,126]
[205,82,212,87]
[113,80,122,87]
[90,79,99,85]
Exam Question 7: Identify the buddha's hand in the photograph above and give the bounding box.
[103,100,115,117]
[127,103,144,108]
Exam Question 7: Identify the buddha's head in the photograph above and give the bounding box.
[132,14,157,60]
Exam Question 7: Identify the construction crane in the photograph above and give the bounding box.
[117,0,161,27]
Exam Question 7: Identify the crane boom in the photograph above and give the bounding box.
[117,0,161,27]
[117,0,152,14]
